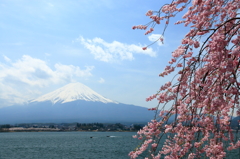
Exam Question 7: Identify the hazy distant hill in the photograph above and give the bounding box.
[0,83,155,124]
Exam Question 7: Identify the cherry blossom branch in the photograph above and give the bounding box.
[130,0,240,158]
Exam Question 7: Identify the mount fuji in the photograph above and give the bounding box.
[31,82,118,104]
[0,83,154,124]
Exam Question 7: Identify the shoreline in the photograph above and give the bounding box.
[0,129,137,133]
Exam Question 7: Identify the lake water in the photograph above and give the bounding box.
[0,132,140,159]
[0,132,239,159]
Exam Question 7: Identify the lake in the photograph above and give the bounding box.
[0,132,239,159]
[0,132,140,159]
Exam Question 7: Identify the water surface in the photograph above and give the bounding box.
[0,132,140,159]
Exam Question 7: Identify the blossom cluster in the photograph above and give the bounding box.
[130,0,240,158]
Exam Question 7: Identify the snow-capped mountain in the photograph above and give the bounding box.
[0,82,155,124]
[31,82,118,104]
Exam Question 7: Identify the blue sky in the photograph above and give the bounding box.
[0,0,189,108]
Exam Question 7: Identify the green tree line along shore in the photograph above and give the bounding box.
[0,122,144,132]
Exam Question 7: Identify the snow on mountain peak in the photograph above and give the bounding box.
[31,82,118,104]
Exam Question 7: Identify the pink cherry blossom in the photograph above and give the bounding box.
[130,0,240,158]
[146,10,153,16]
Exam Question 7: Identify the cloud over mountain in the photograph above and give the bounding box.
[0,55,94,106]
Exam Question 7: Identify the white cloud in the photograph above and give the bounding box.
[77,36,156,62]
[98,77,105,83]
[3,55,11,62]
[148,34,164,46]
[0,84,27,107]
[0,55,94,106]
